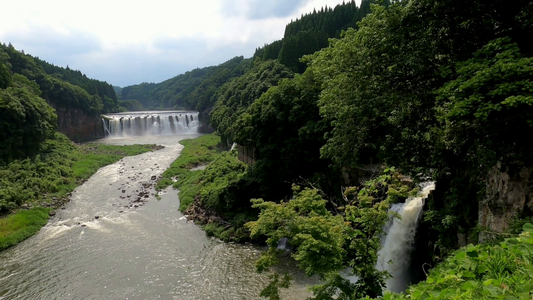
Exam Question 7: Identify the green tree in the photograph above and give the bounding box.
[232,69,331,200]
[0,74,57,164]
[437,37,533,171]
[247,170,415,299]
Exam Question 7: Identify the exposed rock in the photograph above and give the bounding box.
[95,215,100,219]
[479,163,533,242]
[48,210,56,216]
[51,105,104,142]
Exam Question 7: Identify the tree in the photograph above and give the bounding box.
[0,74,57,164]
[232,69,331,200]
[247,169,415,299]
[437,37,533,170]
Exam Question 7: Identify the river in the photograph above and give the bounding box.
[0,132,314,299]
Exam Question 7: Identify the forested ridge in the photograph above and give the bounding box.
[1,43,119,114]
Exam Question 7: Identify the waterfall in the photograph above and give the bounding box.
[376,182,435,292]
[101,111,200,137]
[102,118,110,136]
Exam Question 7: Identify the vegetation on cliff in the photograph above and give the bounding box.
[156,0,533,298]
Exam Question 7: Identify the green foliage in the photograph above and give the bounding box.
[1,43,118,114]
[199,151,248,211]
[246,169,415,299]
[254,0,384,73]
[118,99,145,111]
[0,208,50,251]
[210,59,294,146]
[157,135,223,210]
[0,63,11,89]
[437,37,533,170]
[301,0,533,255]
[158,135,258,241]
[232,68,332,200]
[0,73,57,164]
[370,224,533,300]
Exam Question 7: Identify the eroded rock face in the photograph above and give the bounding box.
[479,163,533,241]
[53,105,104,142]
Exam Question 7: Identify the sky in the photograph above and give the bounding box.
[1,0,353,87]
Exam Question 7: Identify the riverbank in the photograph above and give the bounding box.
[0,132,163,251]
[157,134,254,242]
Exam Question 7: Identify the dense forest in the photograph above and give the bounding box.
[155,0,533,298]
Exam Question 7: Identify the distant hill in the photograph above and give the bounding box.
[120,0,382,124]
[113,85,122,97]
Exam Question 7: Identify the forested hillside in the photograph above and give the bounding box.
[254,0,384,72]
[1,43,118,114]
[158,0,533,299]
[120,56,250,113]
[0,43,120,141]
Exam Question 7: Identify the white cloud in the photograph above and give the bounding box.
[1,0,357,86]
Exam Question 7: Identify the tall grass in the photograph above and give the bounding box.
[0,208,50,251]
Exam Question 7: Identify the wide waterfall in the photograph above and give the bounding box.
[101,111,199,137]
[376,182,435,292]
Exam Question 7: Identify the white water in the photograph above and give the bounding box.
[376,182,435,292]
[102,110,199,137]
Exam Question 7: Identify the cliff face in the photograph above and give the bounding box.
[53,105,104,142]
[479,163,533,241]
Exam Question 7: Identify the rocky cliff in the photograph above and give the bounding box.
[479,163,533,241]
[53,105,104,142]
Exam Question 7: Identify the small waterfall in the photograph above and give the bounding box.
[376,182,435,292]
[102,111,200,137]
[102,118,110,136]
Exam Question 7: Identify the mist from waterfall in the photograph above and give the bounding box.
[101,111,199,137]
[376,182,435,292]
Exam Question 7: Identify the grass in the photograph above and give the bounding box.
[0,208,51,251]
[157,134,255,242]
[157,134,222,210]
[0,132,163,251]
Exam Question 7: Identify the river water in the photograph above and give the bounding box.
[0,133,313,299]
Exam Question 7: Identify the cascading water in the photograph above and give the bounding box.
[376,182,435,292]
[101,111,200,137]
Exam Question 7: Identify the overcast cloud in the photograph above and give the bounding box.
[1,0,353,87]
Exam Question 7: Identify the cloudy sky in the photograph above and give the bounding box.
[1,0,353,87]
